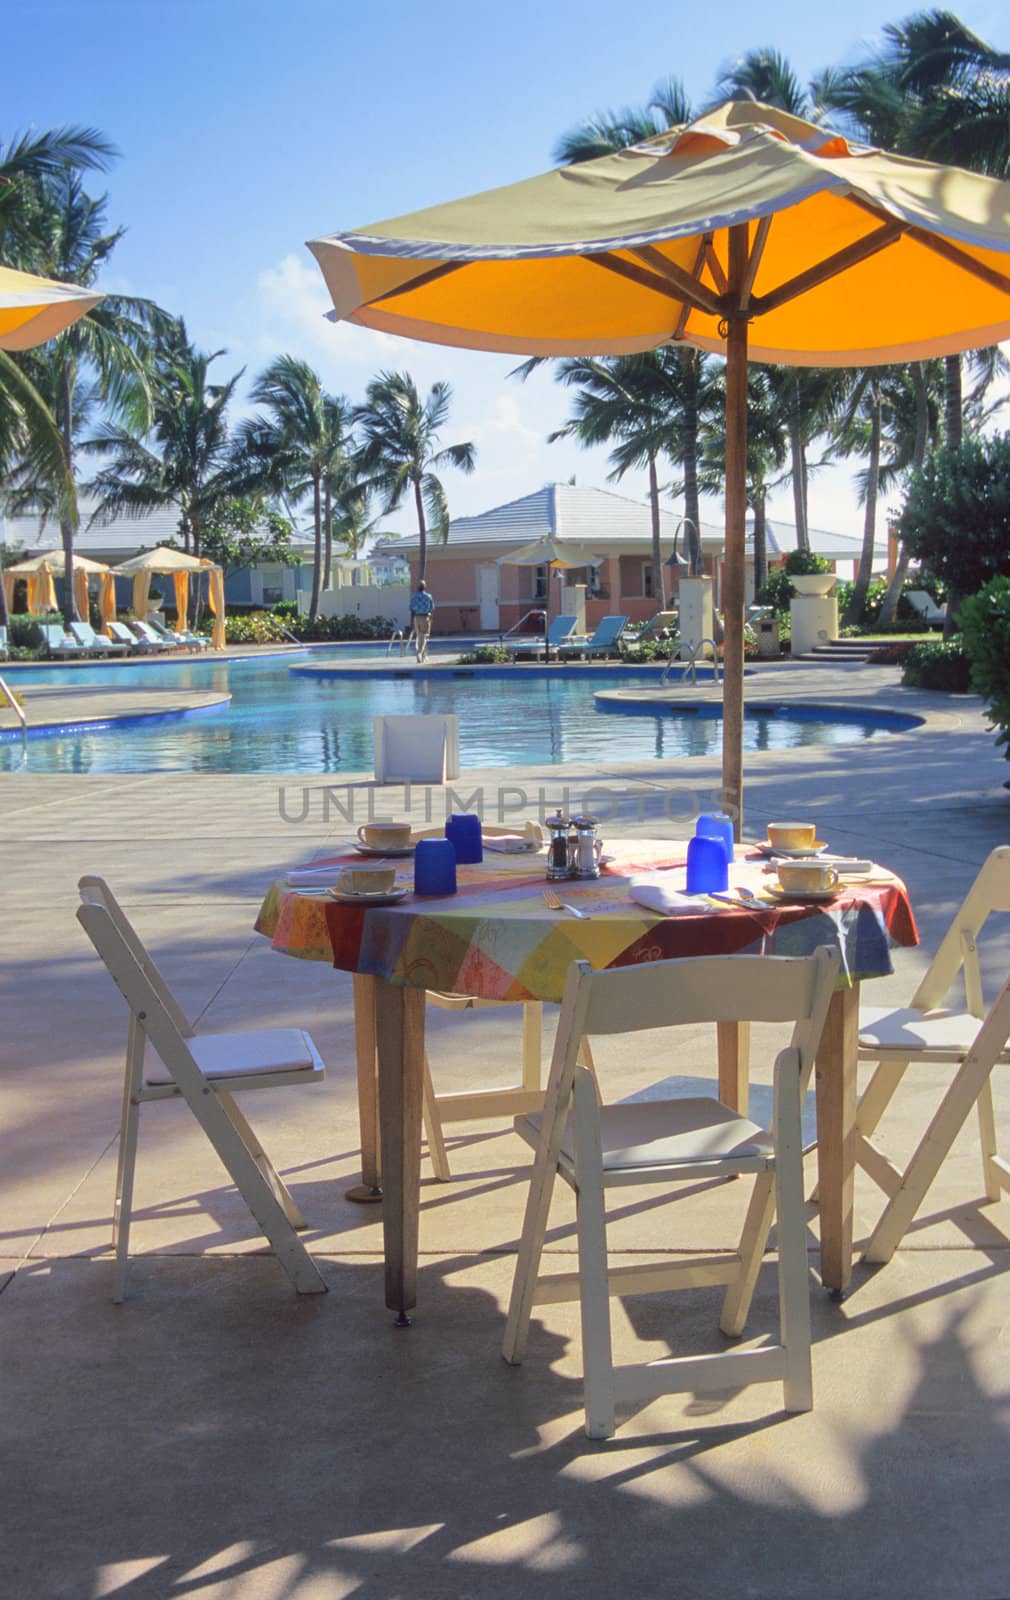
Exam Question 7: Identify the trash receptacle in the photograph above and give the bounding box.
[756,617,780,658]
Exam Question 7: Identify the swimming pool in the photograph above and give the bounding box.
[0,650,921,775]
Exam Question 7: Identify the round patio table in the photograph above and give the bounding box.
[256,839,917,1317]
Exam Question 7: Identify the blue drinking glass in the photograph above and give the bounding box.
[445,812,483,864]
[685,834,729,894]
[414,838,458,896]
[695,811,735,863]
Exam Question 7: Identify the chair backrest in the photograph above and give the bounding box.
[43,624,69,649]
[146,615,174,637]
[77,892,222,1114]
[546,614,578,644]
[78,877,192,1037]
[108,622,135,645]
[70,622,97,646]
[373,713,461,782]
[131,620,161,644]
[555,950,838,1085]
[590,615,628,645]
[912,847,1010,1014]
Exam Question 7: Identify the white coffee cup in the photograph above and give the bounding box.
[776,861,839,893]
[357,822,412,850]
[336,866,397,896]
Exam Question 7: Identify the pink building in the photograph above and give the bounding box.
[372,484,889,635]
[374,484,724,636]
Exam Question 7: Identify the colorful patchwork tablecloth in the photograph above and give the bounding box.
[255,842,917,1003]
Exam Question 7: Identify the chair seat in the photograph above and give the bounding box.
[518,1096,773,1170]
[858,1005,1010,1061]
[146,1027,324,1085]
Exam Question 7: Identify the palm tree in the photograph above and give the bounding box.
[713,48,813,115]
[355,372,475,582]
[6,172,161,622]
[699,366,788,594]
[237,356,352,620]
[553,78,692,164]
[88,320,243,559]
[817,12,1010,454]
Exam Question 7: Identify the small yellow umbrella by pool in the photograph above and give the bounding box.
[0,264,102,351]
[308,98,1010,830]
[111,546,227,649]
[3,550,109,623]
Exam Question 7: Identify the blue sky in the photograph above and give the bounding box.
[6,0,1007,538]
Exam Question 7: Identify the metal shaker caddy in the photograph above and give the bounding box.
[545,810,603,880]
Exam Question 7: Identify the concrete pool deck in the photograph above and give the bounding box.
[2,653,1009,1599]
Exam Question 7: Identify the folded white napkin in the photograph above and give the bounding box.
[483,835,540,853]
[284,862,343,888]
[627,872,698,914]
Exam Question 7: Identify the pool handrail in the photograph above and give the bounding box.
[386,629,408,657]
[662,637,721,687]
[0,674,27,749]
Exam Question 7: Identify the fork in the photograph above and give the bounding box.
[543,887,590,919]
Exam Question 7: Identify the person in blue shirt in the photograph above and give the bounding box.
[409,579,435,662]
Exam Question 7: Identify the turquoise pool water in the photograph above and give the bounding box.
[0,650,920,775]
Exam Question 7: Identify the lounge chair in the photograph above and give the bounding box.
[128,620,172,652]
[144,614,190,649]
[506,613,578,660]
[0,624,7,662]
[558,614,629,660]
[70,621,127,657]
[905,589,946,628]
[627,608,679,643]
[41,623,87,660]
[107,621,154,655]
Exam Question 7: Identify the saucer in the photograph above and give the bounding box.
[768,884,838,903]
[329,886,409,906]
[353,840,415,858]
[760,841,828,858]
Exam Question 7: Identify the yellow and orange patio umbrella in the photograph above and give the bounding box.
[307,99,1010,831]
[111,546,227,650]
[0,264,101,351]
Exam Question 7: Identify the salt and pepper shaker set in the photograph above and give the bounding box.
[545,811,604,881]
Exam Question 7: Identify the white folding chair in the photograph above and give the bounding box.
[503,950,838,1438]
[77,877,328,1301]
[856,847,1010,1264]
[373,714,460,783]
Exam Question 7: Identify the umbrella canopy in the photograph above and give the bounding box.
[308,99,1010,830]
[0,265,102,351]
[496,536,603,568]
[110,547,226,649]
[5,551,109,576]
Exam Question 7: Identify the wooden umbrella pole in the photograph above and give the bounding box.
[722,224,751,840]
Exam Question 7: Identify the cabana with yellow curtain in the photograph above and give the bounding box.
[3,550,109,624]
[110,546,227,649]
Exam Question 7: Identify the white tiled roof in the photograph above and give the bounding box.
[757,520,888,560]
[0,498,316,558]
[373,484,723,555]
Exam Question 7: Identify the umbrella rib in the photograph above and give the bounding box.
[362,260,468,308]
[739,215,773,309]
[588,250,723,320]
[673,238,710,338]
[703,234,729,294]
[749,220,906,316]
[629,246,726,318]
[845,192,1010,299]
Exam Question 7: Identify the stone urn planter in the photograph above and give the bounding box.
[791,573,836,596]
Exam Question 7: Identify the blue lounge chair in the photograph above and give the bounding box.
[70,621,127,657]
[506,613,578,660]
[145,614,192,649]
[107,621,154,655]
[0,625,7,662]
[41,624,88,660]
[128,620,172,652]
[558,614,630,660]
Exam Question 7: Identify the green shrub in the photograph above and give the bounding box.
[755,567,796,616]
[8,611,62,653]
[867,640,917,666]
[784,550,831,576]
[223,611,293,644]
[456,645,511,664]
[900,637,973,691]
[960,576,1010,765]
[285,613,398,642]
[271,600,299,619]
[619,638,677,663]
